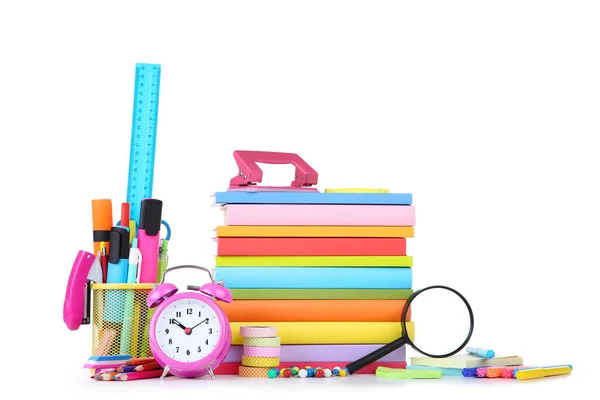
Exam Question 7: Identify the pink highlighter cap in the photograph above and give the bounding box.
[147,283,178,308]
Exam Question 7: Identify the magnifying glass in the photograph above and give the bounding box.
[345,285,475,374]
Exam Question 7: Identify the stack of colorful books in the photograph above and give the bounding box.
[212,188,415,375]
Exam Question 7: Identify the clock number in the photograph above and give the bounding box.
[198,346,201,352]
[209,328,212,334]
[168,338,172,345]
[165,328,169,334]
[176,347,179,353]
[169,319,174,324]
[187,308,193,315]
[205,339,208,345]
[176,311,181,317]
[198,311,201,317]
[205,319,209,324]
[186,349,191,356]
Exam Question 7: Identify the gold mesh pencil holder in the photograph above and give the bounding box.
[91,283,155,358]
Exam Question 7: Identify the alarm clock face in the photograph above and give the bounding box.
[154,297,222,363]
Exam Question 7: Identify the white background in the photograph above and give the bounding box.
[1,1,598,398]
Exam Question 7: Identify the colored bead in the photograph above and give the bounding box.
[315,367,322,370]
[298,369,308,378]
[306,368,313,377]
[332,367,340,376]
[291,369,298,376]
[339,368,347,377]
[279,369,286,377]
[268,369,278,378]
[324,368,332,378]
[315,369,325,378]
[283,369,292,378]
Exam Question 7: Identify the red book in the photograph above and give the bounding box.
[216,237,406,256]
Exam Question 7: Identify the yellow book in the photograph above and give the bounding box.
[216,255,413,267]
[230,321,414,345]
[215,225,414,238]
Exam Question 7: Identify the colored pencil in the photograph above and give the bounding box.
[114,369,164,381]
[134,361,161,372]
[123,357,155,366]
[94,371,118,381]
[116,365,137,373]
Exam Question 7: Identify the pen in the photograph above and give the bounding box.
[92,199,113,256]
[121,202,130,232]
[106,226,130,283]
[137,199,163,283]
[157,239,169,283]
[128,238,141,284]
[100,242,108,283]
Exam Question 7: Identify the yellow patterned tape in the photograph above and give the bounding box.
[242,355,280,367]
[243,337,281,347]
[239,366,271,378]
[324,188,390,193]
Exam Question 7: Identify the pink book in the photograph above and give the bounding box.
[222,204,415,226]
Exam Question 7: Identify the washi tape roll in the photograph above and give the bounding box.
[243,337,281,347]
[242,355,280,367]
[240,325,277,338]
[243,346,281,358]
[239,366,271,378]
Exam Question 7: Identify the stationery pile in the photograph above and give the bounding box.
[212,150,416,374]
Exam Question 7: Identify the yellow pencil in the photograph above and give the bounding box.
[515,365,572,380]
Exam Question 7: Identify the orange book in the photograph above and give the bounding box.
[216,237,406,256]
[218,299,410,322]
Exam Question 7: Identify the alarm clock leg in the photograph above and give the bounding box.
[161,365,171,380]
[206,365,215,380]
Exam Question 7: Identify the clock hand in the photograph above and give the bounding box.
[171,318,187,331]
[190,318,209,331]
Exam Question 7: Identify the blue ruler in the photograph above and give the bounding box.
[126,63,161,226]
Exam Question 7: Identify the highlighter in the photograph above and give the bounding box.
[107,226,130,283]
[92,199,113,256]
[137,199,163,283]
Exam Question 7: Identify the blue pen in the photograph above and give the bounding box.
[466,347,495,359]
[107,226,130,283]
[462,367,478,377]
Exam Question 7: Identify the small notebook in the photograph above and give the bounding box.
[411,354,523,369]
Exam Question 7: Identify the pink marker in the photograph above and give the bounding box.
[137,199,163,283]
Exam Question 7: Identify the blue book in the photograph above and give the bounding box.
[215,267,412,289]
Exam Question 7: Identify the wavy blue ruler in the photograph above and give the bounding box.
[126,63,161,226]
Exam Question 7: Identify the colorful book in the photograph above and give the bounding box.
[225,344,406,362]
[218,299,410,322]
[229,288,414,300]
[216,237,407,256]
[215,267,412,289]
[214,191,412,205]
[221,204,416,226]
[230,321,414,345]
[215,255,413,267]
[215,225,415,238]
[411,354,523,369]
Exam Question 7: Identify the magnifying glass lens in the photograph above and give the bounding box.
[407,287,473,356]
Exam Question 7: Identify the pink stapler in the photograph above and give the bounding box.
[228,150,319,192]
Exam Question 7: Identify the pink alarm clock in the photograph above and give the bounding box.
[147,265,233,379]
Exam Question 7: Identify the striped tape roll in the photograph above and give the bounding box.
[243,346,281,358]
[243,337,281,347]
[239,366,271,378]
[242,355,280,367]
[240,325,277,338]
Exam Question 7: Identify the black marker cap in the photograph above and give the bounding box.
[139,199,163,236]
[108,226,130,263]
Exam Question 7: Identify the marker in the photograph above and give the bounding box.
[127,238,141,284]
[137,199,163,283]
[106,226,130,283]
[466,347,495,359]
[514,365,572,380]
